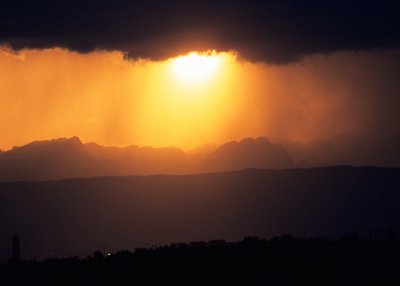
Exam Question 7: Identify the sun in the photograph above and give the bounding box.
[171,51,222,84]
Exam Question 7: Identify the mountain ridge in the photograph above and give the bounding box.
[0,134,399,182]
[0,136,295,181]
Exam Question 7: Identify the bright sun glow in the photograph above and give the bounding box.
[171,51,222,84]
[0,48,240,150]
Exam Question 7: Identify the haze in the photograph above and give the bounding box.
[1,47,399,153]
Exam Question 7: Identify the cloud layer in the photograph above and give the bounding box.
[1,0,399,62]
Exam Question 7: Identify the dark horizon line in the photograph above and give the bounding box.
[5,231,399,264]
[0,165,397,185]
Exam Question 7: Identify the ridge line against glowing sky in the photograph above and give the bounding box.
[0,0,400,155]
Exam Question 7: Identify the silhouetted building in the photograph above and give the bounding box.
[12,235,20,261]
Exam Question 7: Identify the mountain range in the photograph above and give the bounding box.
[0,134,399,182]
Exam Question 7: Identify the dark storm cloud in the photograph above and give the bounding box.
[0,0,399,62]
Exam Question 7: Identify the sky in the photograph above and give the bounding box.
[0,0,399,150]
[1,0,400,261]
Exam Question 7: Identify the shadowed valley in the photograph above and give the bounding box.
[0,166,399,261]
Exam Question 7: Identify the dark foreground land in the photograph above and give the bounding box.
[2,235,400,285]
[1,166,400,261]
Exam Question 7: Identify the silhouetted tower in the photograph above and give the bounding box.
[12,235,20,261]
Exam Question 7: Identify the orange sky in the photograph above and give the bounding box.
[0,47,397,151]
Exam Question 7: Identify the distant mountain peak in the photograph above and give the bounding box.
[1,134,397,182]
[207,137,294,171]
[11,136,83,150]
[69,136,82,144]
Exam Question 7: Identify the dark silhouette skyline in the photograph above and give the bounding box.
[2,235,400,285]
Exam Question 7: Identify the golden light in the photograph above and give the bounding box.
[171,51,222,84]
[0,48,248,150]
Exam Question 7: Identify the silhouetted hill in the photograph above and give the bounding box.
[1,135,400,182]
[0,137,104,181]
[205,137,294,171]
[0,166,399,261]
[0,137,296,182]
[0,138,193,182]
